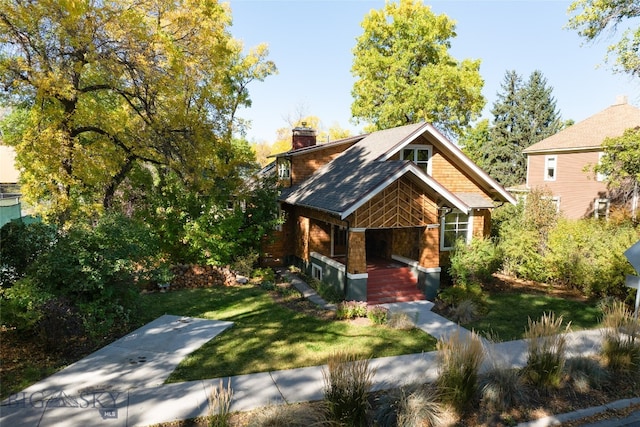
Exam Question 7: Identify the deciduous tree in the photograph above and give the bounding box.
[350,0,484,137]
[568,0,640,78]
[0,0,275,224]
[595,127,640,220]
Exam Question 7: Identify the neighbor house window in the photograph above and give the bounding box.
[544,155,557,181]
[594,198,609,219]
[401,145,432,175]
[278,158,291,179]
[312,263,323,280]
[596,152,606,182]
[541,196,561,213]
[440,210,470,250]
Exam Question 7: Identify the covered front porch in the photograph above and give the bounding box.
[306,226,442,304]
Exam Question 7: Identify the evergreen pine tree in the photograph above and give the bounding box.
[485,70,527,187]
[521,70,563,147]
[482,70,562,187]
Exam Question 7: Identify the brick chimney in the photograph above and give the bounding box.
[292,122,317,150]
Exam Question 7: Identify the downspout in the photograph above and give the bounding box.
[343,219,350,300]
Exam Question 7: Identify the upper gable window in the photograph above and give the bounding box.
[401,145,432,175]
[278,158,291,179]
[544,155,557,181]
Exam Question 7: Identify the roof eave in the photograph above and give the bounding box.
[339,163,471,220]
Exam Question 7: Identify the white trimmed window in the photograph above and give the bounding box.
[277,158,291,179]
[597,152,606,182]
[594,198,610,219]
[440,210,471,251]
[544,155,557,181]
[401,145,433,175]
[311,263,323,280]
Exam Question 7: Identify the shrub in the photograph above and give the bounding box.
[0,277,53,331]
[499,226,548,282]
[387,311,417,330]
[208,379,233,427]
[322,351,374,426]
[523,312,569,389]
[232,252,260,277]
[336,301,368,320]
[449,238,501,285]
[367,305,389,325]
[23,213,159,341]
[544,220,637,298]
[373,385,444,427]
[450,299,479,324]
[497,187,560,283]
[36,296,84,353]
[479,368,526,412]
[303,276,342,304]
[0,221,57,287]
[437,282,486,310]
[436,330,484,414]
[252,267,275,283]
[600,301,640,376]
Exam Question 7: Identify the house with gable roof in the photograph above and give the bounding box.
[262,122,516,304]
[522,96,640,220]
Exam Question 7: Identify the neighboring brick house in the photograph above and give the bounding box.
[262,122,515,304]
[522,97,640,220]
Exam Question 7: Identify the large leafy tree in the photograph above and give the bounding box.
[483,70,562,187]
[568,0,640,78]
[595,127,640,219]
[350,0,485,137]
[0,0,275,224]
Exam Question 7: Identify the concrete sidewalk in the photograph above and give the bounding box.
[1,299,614,427]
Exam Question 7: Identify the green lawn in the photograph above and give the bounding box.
[138,285,437,382]
[463,292,601,341]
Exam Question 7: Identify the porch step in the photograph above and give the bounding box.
[366,266,425,305]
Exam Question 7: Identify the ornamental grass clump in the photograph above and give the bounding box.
[373,385,445,427]
[600,301,640,376]
[387,311,417,330]
[322,351,374,427]
[435,330,484,414]
[523,312,570,390]
[208,379,233,427]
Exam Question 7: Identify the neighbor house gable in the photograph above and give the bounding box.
[522,97,640,219]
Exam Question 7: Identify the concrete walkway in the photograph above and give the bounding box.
[0,289,635,426]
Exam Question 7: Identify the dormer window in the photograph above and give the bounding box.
[278,158,291,179]
[401,145,432,175]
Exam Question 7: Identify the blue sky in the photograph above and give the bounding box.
[228,0,640,143]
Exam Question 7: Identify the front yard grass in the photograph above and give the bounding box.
[138,285,436,382]
[462,292,601,341]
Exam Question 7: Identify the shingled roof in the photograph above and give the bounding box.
[279,122,515,219]
[523,99,640,154]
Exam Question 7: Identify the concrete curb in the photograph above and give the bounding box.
[516,397,640,427]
